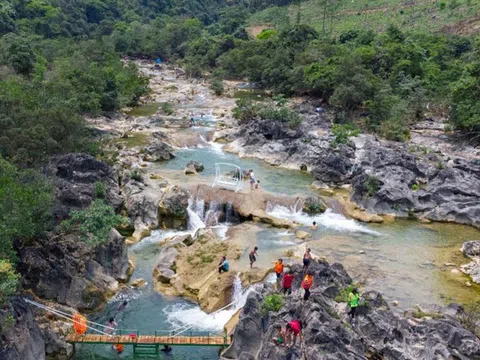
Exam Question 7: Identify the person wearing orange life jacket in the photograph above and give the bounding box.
[274,258,284,280]
[302,272,313,301]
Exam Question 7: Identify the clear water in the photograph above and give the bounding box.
[124,103,160,117]
[155,146,315,196]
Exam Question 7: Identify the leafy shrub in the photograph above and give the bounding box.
[262,294,284,315]
[94,181,106,199]
[363,175,381,197]
[210,79,224,96]
[160,102,174,115]
[130,169,144,182]
[0,260,19,306]
[60,199,128,246]
[411,184,419,191]
[331,124,360,147]
[334,284,357,303]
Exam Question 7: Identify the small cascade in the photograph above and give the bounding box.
[187,197,206,232]
[225,202,233,223]
[204,201,220,227]
[266,201,381,235]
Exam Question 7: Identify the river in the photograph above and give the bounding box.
[74,63,480,359]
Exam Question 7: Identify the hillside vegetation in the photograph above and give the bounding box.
[250,0,480,35]
[1,0,480,307]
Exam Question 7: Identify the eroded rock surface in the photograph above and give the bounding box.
[460,240,480,284]
[222,260,480,360]
[0,298,45,360]
[153,229,242,312]
[18,229,129,310]
[44,153,123,221]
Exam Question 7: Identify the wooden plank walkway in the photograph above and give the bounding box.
[66,334,231,346]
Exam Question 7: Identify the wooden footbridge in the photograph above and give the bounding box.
[25,298,235,357]
[66,331,231,356]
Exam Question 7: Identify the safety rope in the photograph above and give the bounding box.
[24,299,113,336]
[24,298,192,336]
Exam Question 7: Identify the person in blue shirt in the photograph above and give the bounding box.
[218,256,229,273]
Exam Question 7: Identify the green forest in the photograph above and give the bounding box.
[1,0,480,304]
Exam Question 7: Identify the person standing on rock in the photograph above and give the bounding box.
[348,288,360,326]
[282,270,294,295]
[302,272,313,301]
[274,258,284,280]
[303,248,312,272]
[249,246,258,268]
[189,111,195,126]
[248,169,256,190]
[286,320,302,347]
[218,256,230,273]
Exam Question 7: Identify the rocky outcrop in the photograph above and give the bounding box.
[350,140,480,227]
[226,107,480,227]
[185,161,204,175]
[460,240,480,284]
[158,186,190,228]
[142,142,175,162]
[44,153,123,221]
[222,260,480,360]
[17,229,129,310]
[153,229,242,312]
[0,297,45,360]
[124,178,164,241]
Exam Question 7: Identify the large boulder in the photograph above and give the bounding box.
[44,153,123,221]
[17,229,129,310]
[222,260,480,360]
[0,298,45,360]
[185,161,204,175]
[462,241,480,258]
[158,186,190,228]
[142,143,175,162]
[123,179,163,241]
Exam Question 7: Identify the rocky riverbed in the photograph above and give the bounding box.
[4,60,480,360]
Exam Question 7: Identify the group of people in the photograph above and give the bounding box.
[189,111,205,126]
[247,169,261,190]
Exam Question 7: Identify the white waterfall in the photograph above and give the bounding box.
[187,197,206,232]
[266,201,381,235]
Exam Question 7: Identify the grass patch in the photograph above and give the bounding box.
[114,132,149,149]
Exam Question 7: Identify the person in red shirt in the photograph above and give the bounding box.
[302,272,313,301]
[282,270,294,295]
[286,320,302,347]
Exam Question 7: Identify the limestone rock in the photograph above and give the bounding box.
[158,186,190,228]
[0,297,45,360]
[302,196,327,214]
[186,161,204,173]
[44,153,123,221]
[295,230,311,240]
[18,230,128,310]
[221,260,480,360]
[142,142,175,162]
